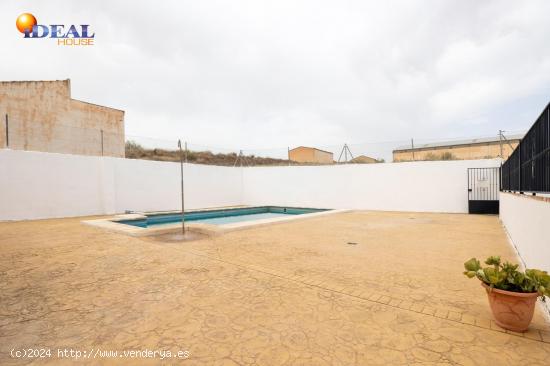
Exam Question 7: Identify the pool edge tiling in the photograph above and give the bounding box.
[82,206,350,237]
[118,206,329,228]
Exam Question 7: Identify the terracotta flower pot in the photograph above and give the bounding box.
[481,282,539,332]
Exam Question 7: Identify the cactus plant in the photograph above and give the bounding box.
[463,256,550,299]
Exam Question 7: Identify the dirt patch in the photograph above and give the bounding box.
[144,230,210,243]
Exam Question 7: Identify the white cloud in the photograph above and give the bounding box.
[1,0,549,159]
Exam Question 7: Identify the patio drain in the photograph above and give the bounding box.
[346,242,358,245]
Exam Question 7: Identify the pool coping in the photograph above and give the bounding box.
[82,206,352,237]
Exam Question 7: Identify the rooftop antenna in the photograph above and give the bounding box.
[337,143,354,163]
[177,139,185,234]
[498,130,504,158]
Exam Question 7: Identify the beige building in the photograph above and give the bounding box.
[393,135,522,162]
[0,80,125,157]
[289,146,334,164]
[351,155,379,164]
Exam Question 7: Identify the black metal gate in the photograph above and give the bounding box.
[468,168,500,214]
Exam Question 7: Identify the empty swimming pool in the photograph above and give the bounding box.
[117,206,329,228]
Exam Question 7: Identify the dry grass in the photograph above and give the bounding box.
[125,141,373,166]
[125,140,290,166]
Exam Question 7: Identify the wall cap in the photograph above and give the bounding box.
[501,191,550,203]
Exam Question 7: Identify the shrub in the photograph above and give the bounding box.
[440,151,455,160]
[423,152,456,161]
[125,140,144,152]
[424,152,438,161]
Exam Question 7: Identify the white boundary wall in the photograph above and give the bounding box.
[0,150,243,220]
[242,159,501,213]
[0,149,501,220]
[112,158,243,213]
[500,193,550,271]
[1,150,112,220]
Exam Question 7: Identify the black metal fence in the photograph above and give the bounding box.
[501,101,550,193]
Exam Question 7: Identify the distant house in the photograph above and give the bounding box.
[392,134,523,162]
[350,155,379,164]
[289,146,333,164]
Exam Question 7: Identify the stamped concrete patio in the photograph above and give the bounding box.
[1,211,549,365]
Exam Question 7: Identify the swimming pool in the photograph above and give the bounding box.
[117,206,329,228]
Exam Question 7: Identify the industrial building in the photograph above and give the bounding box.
[392,134,523,162]
[288,146,334,164]
[0,80,125,157]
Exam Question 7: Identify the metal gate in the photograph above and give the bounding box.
[467,167,500,214]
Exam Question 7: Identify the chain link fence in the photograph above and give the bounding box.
[1,114,525,167]
[124,132,525,166]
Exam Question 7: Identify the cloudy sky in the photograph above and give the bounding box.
[2,0,550,158]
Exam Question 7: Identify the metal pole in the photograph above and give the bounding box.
[288,147,290,166]
[344,144,348,163]
[233,151,238,167]
[238,150,244,167]
[234,150,246,167]
[498,131,503,191]
[4,114,8,148]
[100,129,104,156]
[498,130,502,158]
[411,138,415,161]
[178,140,185,234]
[518,140,522,193]
[346,144,354,160]
[337,145,345,163]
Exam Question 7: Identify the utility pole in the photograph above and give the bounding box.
[344,145,348,162]
[502,132,515,150]
[337,144,354,163]
[498,130,504,158]
[233,150,249,167]
[287,147,291,166]
[233,150,241,167]
[177,140,185,234]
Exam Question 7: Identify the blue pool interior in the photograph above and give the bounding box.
[117,206,328,228]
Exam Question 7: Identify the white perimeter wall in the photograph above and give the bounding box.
[242,159,501,213]
[1,149,113,220]
[500,193,550,271]
[0,149,243,220]
[0,149,502,220]
[112,158,242,213]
